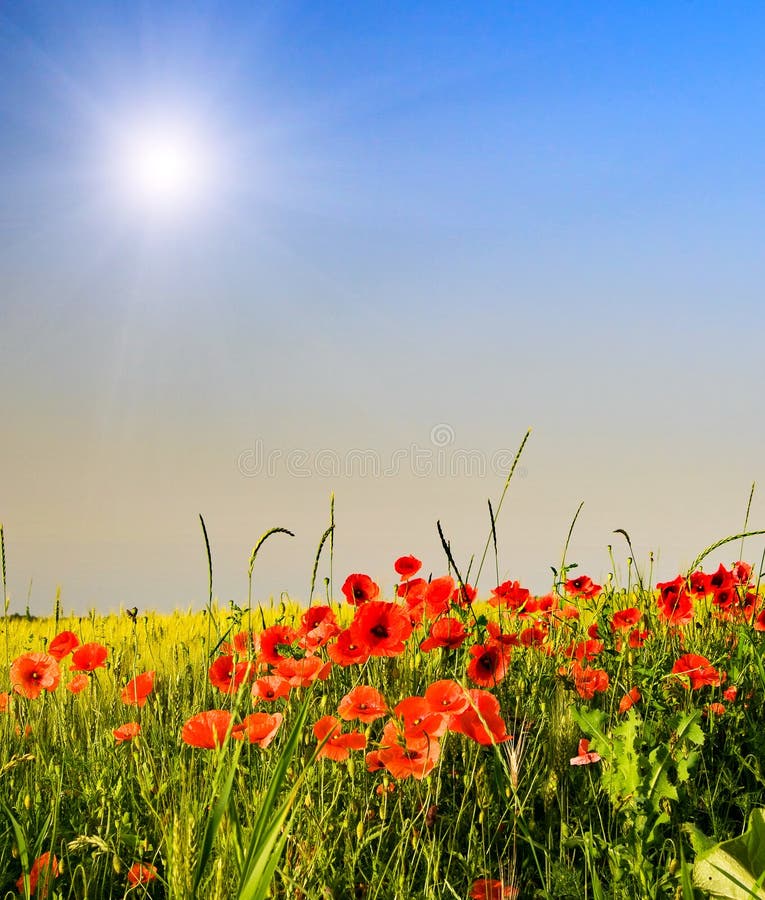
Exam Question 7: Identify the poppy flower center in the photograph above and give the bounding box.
[354,589,365,600]
[371,625,389,638]
[479,654,495,671]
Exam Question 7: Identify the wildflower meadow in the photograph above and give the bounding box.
[3,453,765,899]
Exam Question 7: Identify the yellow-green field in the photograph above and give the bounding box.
[3,542,765,900]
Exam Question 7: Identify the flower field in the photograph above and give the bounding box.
[3,536,765,899]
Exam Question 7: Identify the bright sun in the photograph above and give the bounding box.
[119,123,210,216]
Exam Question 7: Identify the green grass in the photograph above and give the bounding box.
[1,568,764,900]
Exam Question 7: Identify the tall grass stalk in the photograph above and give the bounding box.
[473,427,531,589]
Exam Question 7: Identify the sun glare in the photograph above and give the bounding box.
[118,123,211,217]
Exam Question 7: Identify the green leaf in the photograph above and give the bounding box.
[674,710,705,749]
[687,809,765,899]
[3,804,31,900]
[676,750,700,784]
[192,739,244,895]
[645,745,678,813]
[237,694,313,899]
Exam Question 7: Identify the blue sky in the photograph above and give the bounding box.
[2,2,764,613]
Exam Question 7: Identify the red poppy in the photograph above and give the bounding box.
[70,642,108,672]
[66,674,90,694]
[564,575,602,599]
[394,555,422,578]
[450,690,510,745]
[628,628,650,648]
[488,580,530,611]
[113,722,141,743]
[424,679,469,716]
[313,715,367,761]
[671,654,721,690]
[258,625,297,665]
[733,591,757,621]
[688,570,711,597]
[656,582,694,625]
[469,879,518,900]
[298,606,340,649]
[732,560,753,585]
[208,655,253,694]
[706,702,726,717]
[274,654,331,687]
[424,576,455,617]
[521,594,555,619]
[723,686,738,702]
[400,578,429,624]
[519,625,548,648]
[377,720,441,780]
[397,577,427,600]
[565,639,604,662]
[252,674,292,702]
[120,671,155,707]
[221,629,258,657]
[394,696,448,741]
[349,601,412,657]
[47,630,79,660]
[420,617,468,652]
[16,851,58,897]
[451,583,477,606]
[466,643,510,687]
[233,712,282,747]
[300,605,337,633]
[711,585,738,610]
[341,573,380,606]
[379,740,440,780]
[327,629,371,667]
[365,750,386,772]
[570,661,609,700]
[708,563,735,592]
[0,691,10,712]
[618,687,641,714]
[570,738,601,765]
[755,610,765,632]
[375,782,395,796]
[557,603,581,620]
[610,608,641,632]
[337,685,388,723]
[10,653,61,699]
[485,622,520,647]
[181,710,233,748]
[127,862,158,885]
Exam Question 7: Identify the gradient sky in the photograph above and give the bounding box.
[2,1,765,615]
